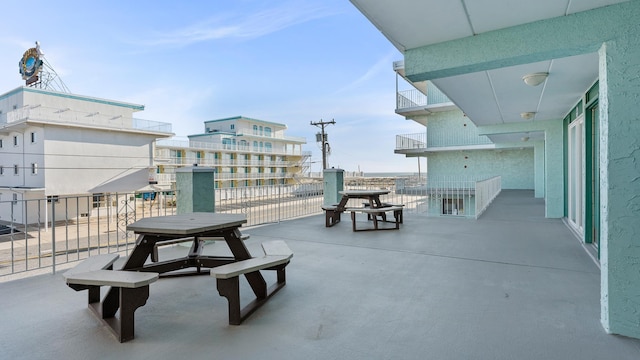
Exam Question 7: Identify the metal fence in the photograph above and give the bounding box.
[0,176,501,280]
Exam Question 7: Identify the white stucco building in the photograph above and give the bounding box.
[0,86,173,224]
[155,116,309,188]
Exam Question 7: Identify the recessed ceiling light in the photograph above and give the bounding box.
[520,112,535,120]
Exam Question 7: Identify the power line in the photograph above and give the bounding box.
[310,119,335,170]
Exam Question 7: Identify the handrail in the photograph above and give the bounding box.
[4,105,172,133]
[395,131,492,150]
[475,176,502,218]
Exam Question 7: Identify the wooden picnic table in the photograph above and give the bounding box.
[99,213,266,325]
[337,189,390,210]
[66,213,293,342]
[322,189,391,227]
[122,212,251,274]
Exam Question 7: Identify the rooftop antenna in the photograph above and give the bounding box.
[19,41,70,93]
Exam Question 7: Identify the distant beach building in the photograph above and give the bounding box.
[154,116,309,188]
[0,86,173,224]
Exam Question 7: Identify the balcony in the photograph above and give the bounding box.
[3,105,173,134]
[395,132,493,153]
[156,139,303,156]
[2,190,639,358]
[396,87,457,117]
[234,127,306,143]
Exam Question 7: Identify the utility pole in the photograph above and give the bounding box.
[310,119,336,170]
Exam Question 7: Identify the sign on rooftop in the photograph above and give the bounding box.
[19,42,44,86]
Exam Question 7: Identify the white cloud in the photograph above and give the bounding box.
[142,3,339,47]
[334,50,398,94]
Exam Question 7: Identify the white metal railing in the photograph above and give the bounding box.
[4,105,172,133]
[420,176,476,218]
[396,133,426,150]
[396,87,453,111]
[0,184,326,279]
[396,175,499,218]
[397,89,427,108]
[395,131,493,150]
[156,139,303,156]
[0,175,503,279]
[154,155,298,168]
[475,176,502,218]
[234,127,306,143]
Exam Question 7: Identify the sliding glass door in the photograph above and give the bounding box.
[568,115,585,235]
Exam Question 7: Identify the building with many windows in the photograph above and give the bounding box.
[0,86,173,224]
[155,116,309,188]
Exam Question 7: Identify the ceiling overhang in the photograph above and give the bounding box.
[350,0,628,142]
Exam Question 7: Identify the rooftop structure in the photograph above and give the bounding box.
[2,191,640,359]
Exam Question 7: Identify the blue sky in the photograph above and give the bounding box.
[0,0,425,173]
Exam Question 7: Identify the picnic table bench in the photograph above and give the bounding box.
[64,213,294,343]
[322,190,404,231]
[210,240,293,325]
[349,205,403,231]
[64,254,159,342]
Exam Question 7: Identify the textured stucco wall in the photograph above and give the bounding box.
[534,141,545,198]
[426,109,490,147]
[427,148,534,189]
[599,25,640,337]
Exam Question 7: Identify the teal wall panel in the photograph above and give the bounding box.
[427,148,534,189]
[599,29,640,338]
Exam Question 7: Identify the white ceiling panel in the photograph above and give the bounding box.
[351,0,621,143]
[536,53,599,120]
[464,0,570,35]
[486,60,551,122]
[351,0,471,51]
[429,52,598,129]
[351,0,630,52]
[431,72,503,126]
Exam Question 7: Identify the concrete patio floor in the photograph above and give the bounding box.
[1,190,640,359]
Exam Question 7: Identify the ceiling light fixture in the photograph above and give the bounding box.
[520,112,535,120]
[522,72,548,86]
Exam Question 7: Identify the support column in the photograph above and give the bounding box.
[600,35,640,338]
[543,122,564,218]
[534,141,545,198]
[176,166,215,214]
[323,168,344,206]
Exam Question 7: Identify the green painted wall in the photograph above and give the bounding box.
[176,166,215,213]
[323,168,344,205]
[599,26,640,337]
[427,148,534,189]
[426,109,491,147]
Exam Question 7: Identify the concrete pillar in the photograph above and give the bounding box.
[543,121,564,218]
[534,141,545,198]
[323,168,344,205]
[600,31,640,338]
[176,166,215,214]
